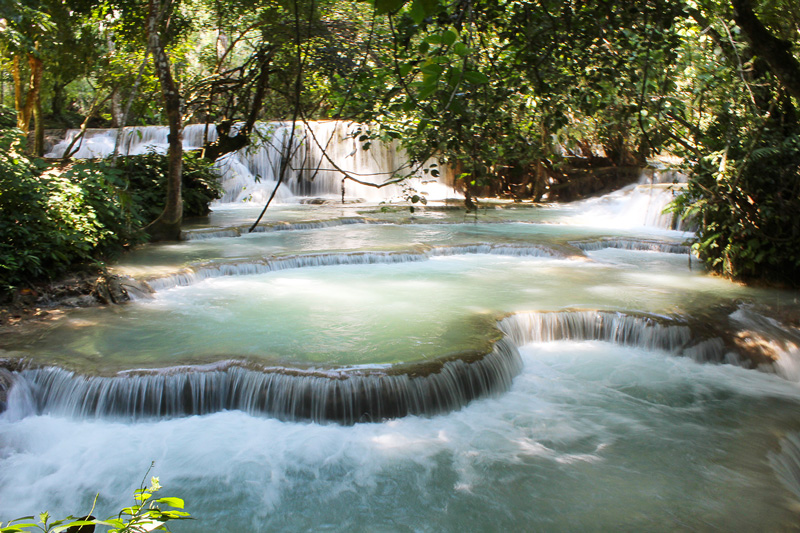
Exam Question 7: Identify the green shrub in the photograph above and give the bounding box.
[0,106,15,129]
[106,150,222,221]
[672,132,800,286]
[0,474,190,533]
[0,130,141,292]
[0,131,222,294]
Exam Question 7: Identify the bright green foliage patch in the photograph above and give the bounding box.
[0,130,136,291]
[0,131,221,293]
[98,151,222,222]
[0,475,190,533]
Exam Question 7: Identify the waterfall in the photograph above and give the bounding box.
[47,124,215,159]
[137,245,569,293]
[3,307,784,424]
[728,307,800,380]
[498,310,729,363]
[46,121,453,204]
[4,337,522,424]
[564,183,686,231]
[183,216,377,241]
[141,251,430,292]
[569,238,689,254]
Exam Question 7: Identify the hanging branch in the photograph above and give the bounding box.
[61,89,113,159]
[718,17,758,112]
[248,0,315,232]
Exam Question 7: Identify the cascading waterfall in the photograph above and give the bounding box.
[5,337,522,424]
[769,432,800,502]
[47,121,453,203]
[3,308,762,424]
[8,136,800,529]
[728,307,800,380]
[563,178,687,231]
[137,244,567,293]
[183,216,377,241]
[498,310,729,363]
[47,124,216,159]
[569,237,689,254]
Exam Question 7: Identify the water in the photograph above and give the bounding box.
[47,121,456,203]
[3,343,800,530]
[2,126,798,529]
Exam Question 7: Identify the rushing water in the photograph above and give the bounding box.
[2,125,800,530]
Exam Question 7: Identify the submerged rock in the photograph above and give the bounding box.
[0,367,15,414]
[93,274,131,304]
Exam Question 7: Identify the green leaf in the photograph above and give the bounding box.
[2,523,39,530]
[52,520,98,533]
[418,83,438,99]
[374,0,408,14]
[463,70,489,84]
[420,63,443,77]
[447,66,462,86]
[409,0,439,23]
[409,0,426,23]
[155,497,185,509]
[453,42,470,56]
[441,30,457,46]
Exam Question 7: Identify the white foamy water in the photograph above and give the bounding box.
[47,121,458,204]
[3,341,800,531]
[7,140,800,530]
[559,183,686,231]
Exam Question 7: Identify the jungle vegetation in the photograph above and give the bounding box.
[0,0,798,288]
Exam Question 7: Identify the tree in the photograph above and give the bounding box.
[144,0,184,241]
[339,0,683,202]
[0,1,49,153]
[666,0,800,284]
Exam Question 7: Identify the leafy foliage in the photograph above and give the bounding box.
[102,151,223,221]
[337,0,684,201]
[2,0,799,284]
[663,1,800,285]
[0,131,221,293]
[672,131,800,285]
[0,130,141,292]
[0,475,190,533]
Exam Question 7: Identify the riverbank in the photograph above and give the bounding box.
[0,270,131,331]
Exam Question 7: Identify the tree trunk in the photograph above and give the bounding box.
[33,92,44,156]
[145,0,183,241]
[12,50,43,136]
[731,0,800,101]
[51,82,67,121]
[12,56,24,129]
[110,88,123,128]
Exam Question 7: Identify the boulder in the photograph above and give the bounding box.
[0,367,15,414]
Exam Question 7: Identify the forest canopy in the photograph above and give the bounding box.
[0,0,798,286]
